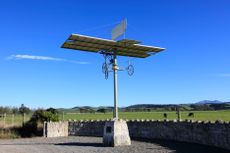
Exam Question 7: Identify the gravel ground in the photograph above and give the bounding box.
[0,136,228,153]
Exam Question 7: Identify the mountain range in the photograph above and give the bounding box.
[196,100,224,104]
[57,100,230,112]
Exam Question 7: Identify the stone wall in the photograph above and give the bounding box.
[127,120,230,150]
[43,121,68,137]
[69,120,105,136]
[44,120,230,150]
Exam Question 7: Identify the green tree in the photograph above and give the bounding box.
[30,108,59,122]
[97,108,107,114]
[19,104,30,115]
[11,107,19,114]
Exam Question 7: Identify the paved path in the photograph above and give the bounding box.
[0,136,228,153]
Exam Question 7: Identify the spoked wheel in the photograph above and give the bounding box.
[105,68,109,79]
[102,62,107,74]
[127,64,134,76]
[102,62,109,79]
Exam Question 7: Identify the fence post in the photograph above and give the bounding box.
[176,107,181,121]
[62,112,64,121]
[23,113,26,126]
[43,122,47,137]
[3,113,6,128]
[0,114,2,128]
[11,114,15,127]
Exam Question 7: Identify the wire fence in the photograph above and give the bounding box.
[0,113,31,128]
[1,110,230,129]
[59,111,230,122]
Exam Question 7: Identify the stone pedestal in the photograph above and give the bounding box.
[103,119,131,147]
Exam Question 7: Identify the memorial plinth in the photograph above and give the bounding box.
[103,119,131,147]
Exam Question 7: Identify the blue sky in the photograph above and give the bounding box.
[0,0,230,108]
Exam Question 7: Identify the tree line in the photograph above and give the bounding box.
[0,104,31,115]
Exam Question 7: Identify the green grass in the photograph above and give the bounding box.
[1,110,229,128]
[0,128,20,139]
[0,114,31,128]
[62,110,230,121]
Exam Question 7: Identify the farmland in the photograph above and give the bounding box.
[0,114,31,128]
[62,110,230,122]
[0,110,229,128]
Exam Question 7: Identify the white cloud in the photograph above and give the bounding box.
[6,54,90,65]
[218,73,230,77]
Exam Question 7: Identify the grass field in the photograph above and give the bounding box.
[0,114,31,128]
[62,110,230,122]
[0,110,229,128]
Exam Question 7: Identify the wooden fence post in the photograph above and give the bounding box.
[22,113,26,126]
[176,107,181,121]
[62,112,64,121]
[11,114,15,127]
[3,113,6,128]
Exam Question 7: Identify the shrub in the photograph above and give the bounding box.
[20,108,59,137]
[97,108,107,114]
[188,112,195,117]
[0,128,20,139]
[163,113,167,118]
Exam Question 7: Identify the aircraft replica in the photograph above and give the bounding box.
[61,19,165,146]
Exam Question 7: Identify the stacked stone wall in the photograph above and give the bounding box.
[68,120,105,136]
[44,120,230,150]
[127,120,230,150]
[43,121,68,137]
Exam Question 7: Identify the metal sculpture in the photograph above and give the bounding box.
[61,20,165,119]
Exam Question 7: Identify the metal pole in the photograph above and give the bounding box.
[113,55,118,119]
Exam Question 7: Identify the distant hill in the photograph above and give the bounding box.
[196,100,224,104]
[58,101,230,113]
[126,104,177,109]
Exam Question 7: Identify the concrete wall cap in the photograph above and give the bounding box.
[173,120,177,122]
[215,120,224,124]
[224,121,229,124]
